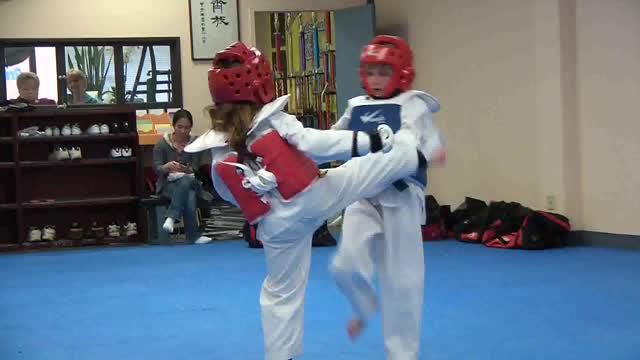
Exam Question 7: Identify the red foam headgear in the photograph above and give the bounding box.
[208,42,275,105]
[359,35,415,98]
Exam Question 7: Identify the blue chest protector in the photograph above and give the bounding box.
[348,103,427,188]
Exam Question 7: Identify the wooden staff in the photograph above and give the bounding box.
[274,15,284,96]
[285,13,296,113]
[312,12,323,129]
[323,11,334,129]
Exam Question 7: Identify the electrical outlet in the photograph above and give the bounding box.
[546,195,556,211]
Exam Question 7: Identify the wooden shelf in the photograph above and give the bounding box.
[18,133,137,143]
[22,196,138,209]
[4,105,134,118]
[0,203,17,210]
[0,108,143,251]
[21,157,137,168]
[0,243,20,252]
[20,237,140,250]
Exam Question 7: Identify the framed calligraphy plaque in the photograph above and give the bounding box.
[188,0,239,60]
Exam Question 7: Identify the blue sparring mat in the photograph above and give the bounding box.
[0,240,639,359]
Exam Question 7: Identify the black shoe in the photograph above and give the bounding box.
[120,121,130,133]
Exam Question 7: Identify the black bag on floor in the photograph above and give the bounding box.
[243,221,337,248]
[243,222,263,248]
[519,211,570,249]
[311,222,337,247]
[451,197,489,243]
[422,195,449,241]
[481,202,532,248]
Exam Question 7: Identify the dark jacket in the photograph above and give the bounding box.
[152,132,212,201]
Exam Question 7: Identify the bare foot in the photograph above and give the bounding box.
[347,317,365,340]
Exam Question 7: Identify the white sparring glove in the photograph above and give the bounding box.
[219,161,278,195]
[354,124,396,156]
[377,124,394,153]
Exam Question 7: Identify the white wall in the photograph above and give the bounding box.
[398,0,543,210]
[576,0,640,234]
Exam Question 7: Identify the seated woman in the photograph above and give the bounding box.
[153,109,212,245]
[66,69,99,104]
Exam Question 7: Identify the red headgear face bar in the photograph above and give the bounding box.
[208,42,275,105]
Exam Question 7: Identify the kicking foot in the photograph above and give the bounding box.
[162,217,175,233]
[194,236,212,244]
[347,317,365,340]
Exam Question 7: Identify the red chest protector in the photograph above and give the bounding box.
[215,153,271,224]
[248,130,319,200]
[214,130,319,224]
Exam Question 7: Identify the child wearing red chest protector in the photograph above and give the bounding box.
[330,35,447,360]
[185,41,430,360]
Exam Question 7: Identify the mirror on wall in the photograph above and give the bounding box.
[1,37,183,110]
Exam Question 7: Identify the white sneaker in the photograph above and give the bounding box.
[18,126,41,137]
[68,146,82,160]
[107,222,120,237]
[53,127,61,136]
[42,225,56,241]
[194,236,212,244]
[162,217,175,233]
[49,146,70,161]
[44,127,54,136]
[121,146,132,157]
[110,147,122,158]
[28,227,42,241]
[124,222,138,236]
[71,123,82,135]
[87,124,101,135]
[61,124,72,136]
[100,124,110,134]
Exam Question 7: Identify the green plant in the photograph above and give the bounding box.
[66,46,113,100]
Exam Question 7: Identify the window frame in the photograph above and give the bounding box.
[0,37,183,110]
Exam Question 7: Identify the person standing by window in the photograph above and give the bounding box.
[66,69,99,104]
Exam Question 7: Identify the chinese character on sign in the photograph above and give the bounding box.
[211,0,227,13]
[200,2,206,34]
[211,15,229,27]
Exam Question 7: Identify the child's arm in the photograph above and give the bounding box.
[269,111,390,163]
[401,92,445,163]
[331,103,353,130]
[209,147,239,206]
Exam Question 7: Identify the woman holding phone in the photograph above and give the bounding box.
[152,109,213,244]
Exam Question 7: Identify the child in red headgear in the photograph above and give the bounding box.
[330,35,446,360]
[185,41,430,360]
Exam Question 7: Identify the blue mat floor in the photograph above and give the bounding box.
[1,240,639,360]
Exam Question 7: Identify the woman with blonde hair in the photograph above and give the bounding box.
[185,41,427,360]
[66,69,99,104]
